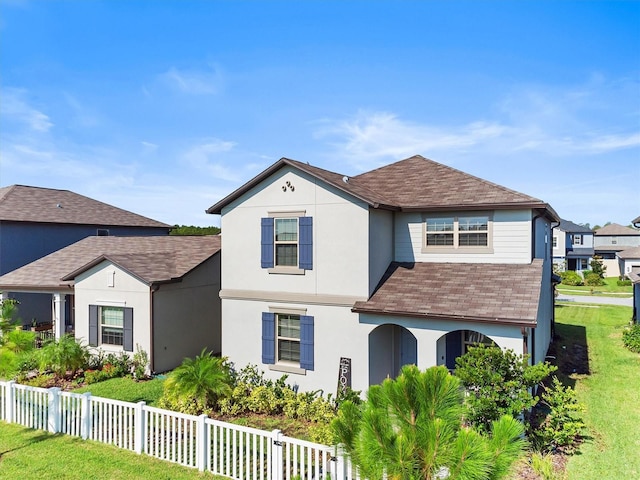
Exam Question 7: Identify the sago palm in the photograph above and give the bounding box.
[332,365,526,480]
[164,349,232,408]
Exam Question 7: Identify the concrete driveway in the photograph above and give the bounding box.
[556,294,633,307]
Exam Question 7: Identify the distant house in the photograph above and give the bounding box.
[594,223,640,277]
[207,155,559,394]
[0,185,171,327]
[552,219,594,272]
[0,236,221,372]
[627,216,640,324]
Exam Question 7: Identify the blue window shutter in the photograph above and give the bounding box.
[89,305,98,347]
[261,217,274,268]
[123,307,134,352]
[300,315,314,371]
[299,216,313,270]
[262,312,275,364]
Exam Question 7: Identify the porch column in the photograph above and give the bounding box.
[53,293,66,340]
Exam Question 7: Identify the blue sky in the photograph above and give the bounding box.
[1,1,639,227]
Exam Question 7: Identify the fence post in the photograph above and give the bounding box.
[6,380,16,424]
[271,429,283,480]
[47,387,61,433]
[134,401,146,454]
[81,392,92,440]
[196,414,208,472]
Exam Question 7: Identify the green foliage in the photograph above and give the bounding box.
[332,365,526,480]
[38,335,90,378]
[529,377,585,454]
[529,452,560,480]
[132,345,150,380]
[169,225,220,236]
[0,298,20,334]
[0,328,36,379]
[560,271,583,286]
[622,324,640,353]
[160,350,232,414]
[584,272,604,286]
[454,345,556,432]
[590,255,606,278]
[617,278,632,286]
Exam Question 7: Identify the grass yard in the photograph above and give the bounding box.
[72,376,164,406]
[556,277,632,297]
[0,422,221,479]
[554,304,640,480]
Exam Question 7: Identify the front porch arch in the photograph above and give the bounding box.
[368,324,417,386]
[436,329,496,371]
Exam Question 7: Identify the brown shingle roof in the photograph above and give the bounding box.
[0,185,170,228]
[207,156,558,221]
[594,223,640,236]
[617,247,640,260]
[352,260,544,326]
[0,235,221,291]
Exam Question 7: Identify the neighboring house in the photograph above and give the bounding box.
[207,155,559,395]
[552,219,594,272]
[0,185,171,327]
[594,223,640,277]
[617,247,640,280]
[0,236,221,372]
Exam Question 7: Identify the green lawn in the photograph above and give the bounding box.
[72,376,165,406]
[0,422,222,479]
[556,277,633,297]
[554,304,640,480]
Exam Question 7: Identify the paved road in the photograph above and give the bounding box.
[556,294,633,307]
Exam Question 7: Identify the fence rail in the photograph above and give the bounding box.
[0,380,360,479]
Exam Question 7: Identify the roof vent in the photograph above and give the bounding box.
[56,203,62,208]
[342,176,349,184]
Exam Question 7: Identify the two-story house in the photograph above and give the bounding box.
[207,155,559,395]
[0,185,171,328]
[552,219,594,272]
[594,223,640,277]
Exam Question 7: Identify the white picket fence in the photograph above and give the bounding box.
[0,380,361,480]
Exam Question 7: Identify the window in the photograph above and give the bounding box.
[262,311,314,371]
[580,259,589,270]
[97,229,109,236]
[611,236,617,245]
[89,305,133,351]
[101,306,124,345]
[553,236,557,248]
[572,234,582,246]
[424,214,491,251]
[261,214,313,271]
[462,330,494,354]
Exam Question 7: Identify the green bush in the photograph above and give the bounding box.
[529,376,585,454]
[560,271,583,286]
[584,272,604,286]
[38,335,89,378]
[617,278,632,286]
[454,344,556,432]
[622,324,640,353]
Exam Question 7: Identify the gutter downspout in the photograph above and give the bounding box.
[149,284,159,374]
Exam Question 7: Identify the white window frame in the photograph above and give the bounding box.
[267,211,305,275]
[422,212,493,253]
[573,234,583,246]
[100,306,124,346]
[553,236,558,248]
[275,313,301,366]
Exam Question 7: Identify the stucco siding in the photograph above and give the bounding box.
[394,209,532,264]
[74,262,151,358]
[368,209,394,295]
[220,167,370,298]
[152,255,222,373]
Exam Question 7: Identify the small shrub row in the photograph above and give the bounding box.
[622,324,640,353]
[560,271,583,286]
[617,277,632,286]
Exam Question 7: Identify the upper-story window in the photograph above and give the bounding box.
[553,236,558,248]
[261,212,313,273]
[423,213,492,252]
[611,236,617,245]
[572,234,583,246]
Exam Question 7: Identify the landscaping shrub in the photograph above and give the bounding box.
[454,344,556,432]
[560,270,583,286]
[590,255,607,278]
[622,324,640,353]
[38,335,90,378]
[0,328,36,379]
[131,345,150,380]
[529,376,585,454]
[617,277,632,286]
[584,272,604,286]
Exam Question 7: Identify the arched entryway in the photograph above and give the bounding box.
[436,330,496,371]
[368,324,417,386]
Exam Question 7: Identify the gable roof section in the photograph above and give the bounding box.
[594,223,640,236]
[0,235,221,291]
[207,156,558,221]
[558,219,593,233]
[617,247,640,260]
[0,185,170,228]
[352,260,543,327]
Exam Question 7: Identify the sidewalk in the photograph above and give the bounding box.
[556,294,633,307]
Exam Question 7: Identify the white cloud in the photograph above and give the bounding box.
[159,64,223,95]
[1,87,53,132]
[180,138,239,181]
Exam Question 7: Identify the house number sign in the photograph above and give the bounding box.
[337,357,352,395]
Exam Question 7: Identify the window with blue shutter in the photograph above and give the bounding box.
[262,312,276,364]
[89,305,98,347]
[300,315,314,371]
[299,217,313,270]
[261,215,313,270]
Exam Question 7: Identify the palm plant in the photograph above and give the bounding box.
[163,349,232,411]
[0,298,20,336]
[38,334,89,378]
[332,365,526,480]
